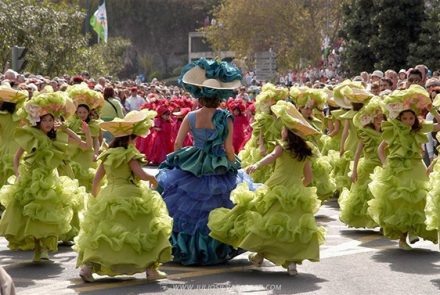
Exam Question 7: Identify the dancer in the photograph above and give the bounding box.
[157,58,244,265]
[0,85,27,186]
[0,92,87,262]
[209,100,325,276]
[239,83,286,183]
[75,109,172,282]
[368,85,439,249]
[339,97,384,228]
[67,84,105,191]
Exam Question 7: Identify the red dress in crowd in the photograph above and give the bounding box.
[146,117,174,165]
[232,114,250,154]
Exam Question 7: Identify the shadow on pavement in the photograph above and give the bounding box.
[371,248,440,275]
[4,261,64,288]
[431,279,440,290]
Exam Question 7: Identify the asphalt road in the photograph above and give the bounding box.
[0,169,439,294]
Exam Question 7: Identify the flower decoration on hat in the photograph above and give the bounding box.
[383,84,431,119]
[353,96,385,128]
[255,83,288,113]
[333,80,366,109]
[20,91,75,126]
[180,58,242,100]
[270,100,320,138]
[99,109,157,138]
[67,83,105,111]
[289,86,327,110]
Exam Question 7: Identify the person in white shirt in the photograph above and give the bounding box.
[124,87,146,111]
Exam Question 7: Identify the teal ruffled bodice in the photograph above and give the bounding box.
[160,109,240,176]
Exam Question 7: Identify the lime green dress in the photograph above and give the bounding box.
[74,144,172,276]
[339,127,381,228]
[321,109,344,156]
[0,127,86,252]
[209,146,325,266]
[239,112,283,183]
[425,133,440,232]
[66,117,100,192]
[368,120,437,242]
[0,112,20,186]
[331,110,359,191]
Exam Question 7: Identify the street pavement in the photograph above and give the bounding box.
[0,168,439,294]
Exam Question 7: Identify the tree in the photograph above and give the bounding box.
[370,0,424,70]
[0,0,131,77]
[339,0,379,76]
[407,1,440,70]
[203,0,344,71]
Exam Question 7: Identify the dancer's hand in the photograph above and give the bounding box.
[351,171,358,183]
[149,177,158,189]
[246,164,258,174]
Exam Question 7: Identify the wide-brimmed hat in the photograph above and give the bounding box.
[21,91,76,126]
[99,109,156,138]
[271,100,319,138]
[67,83,105,111]
[383,84,431,119]
[180,58,242,99]
[182,66,241,90]
[289,86,327,109]
[333,80,369,109]
[353,96,385,128]
[0,85,28,103]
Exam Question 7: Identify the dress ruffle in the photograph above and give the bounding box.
[208,183,325,266]
[426,160,440,231]
[339,158,379,228]
[368,159,437,241]
[0,127,86,251]
[75,146,172,276]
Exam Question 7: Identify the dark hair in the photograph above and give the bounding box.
[199,97,221,108]
[381,78,393,87]
[109,134,136,149]
[352,102,364,111]
[35,114,57,140]
[77,104,91,123]
[285,129,313,161]
[233,107,242,115]
[408,69,423,80]
[103,87,115,100]
[0,102,16,114]
[397,109,421,131]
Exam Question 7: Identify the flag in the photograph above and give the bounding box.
[90,1,108,43]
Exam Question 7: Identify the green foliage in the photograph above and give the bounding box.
[371,0,424,70]
[340,0,426,75]
[407,1,440,70]
[0,0,131,78]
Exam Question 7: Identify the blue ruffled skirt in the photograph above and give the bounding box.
[157,168,256,265]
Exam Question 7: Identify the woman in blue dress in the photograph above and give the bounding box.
[157,58,246,265]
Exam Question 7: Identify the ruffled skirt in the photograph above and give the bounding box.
[74,181,172,276]
[426,162,440,231]
[0,168,86,252]
[339,158,378,228]
[208,183,325,266]
[157,168,253,265]
[368,158,437,242]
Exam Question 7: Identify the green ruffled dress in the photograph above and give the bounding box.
[368,120,437,242]
[339,127,381,228]
[66,117,100,192]
[209,146,325,266]
[0,112,20,186]
[239,112,282,183]
[0,127,87,252]
[321,109,344,156]
[306,117,336,202]
[425,133,440,232]
[331,110,359,191]
[75,144,172,276]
